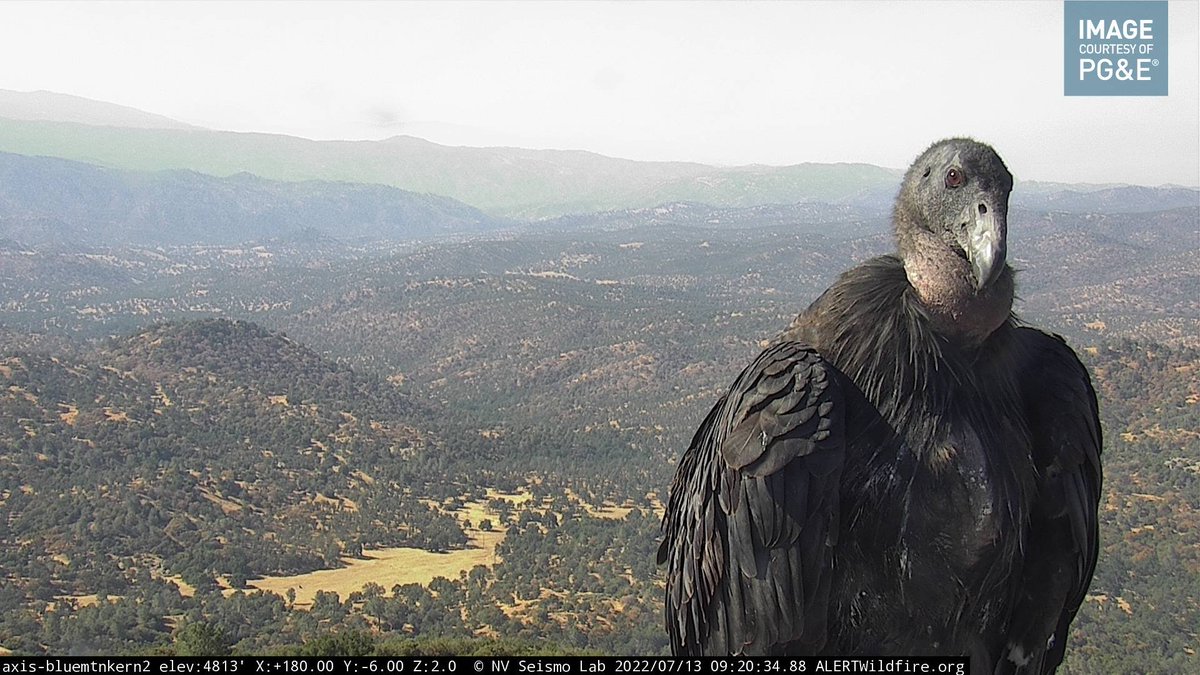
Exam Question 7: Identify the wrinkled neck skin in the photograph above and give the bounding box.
[896,218,1014,347]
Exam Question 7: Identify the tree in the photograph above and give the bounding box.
[300,629,376,656]
[173,621,231,656]
[311,590,348,624]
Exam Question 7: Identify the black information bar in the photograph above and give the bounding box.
[0,657,969,675]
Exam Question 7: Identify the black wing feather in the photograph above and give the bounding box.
[660,342,846,655]
[1001,329,1103,673]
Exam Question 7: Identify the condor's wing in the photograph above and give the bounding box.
[658,342,846,655]
[1002,329,1103,674]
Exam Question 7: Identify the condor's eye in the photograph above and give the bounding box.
[945,168,964,188]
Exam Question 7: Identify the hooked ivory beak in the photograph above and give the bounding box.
[966,203,1006,292]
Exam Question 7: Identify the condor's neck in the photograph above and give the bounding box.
[897,227,1014,348]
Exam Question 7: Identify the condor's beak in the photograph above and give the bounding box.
[964,201,1007,292]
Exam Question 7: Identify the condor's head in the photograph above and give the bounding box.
[893,138,1016,343]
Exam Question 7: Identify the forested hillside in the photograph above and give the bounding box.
[1065,341,1200,672]
[1,327,1195,664]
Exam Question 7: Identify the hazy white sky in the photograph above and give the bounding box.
[0,0,1197,186]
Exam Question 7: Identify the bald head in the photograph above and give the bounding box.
[889,138,1016,344]
[894,138,1014,293]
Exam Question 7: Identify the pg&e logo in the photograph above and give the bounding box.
[1064,1,1168,96]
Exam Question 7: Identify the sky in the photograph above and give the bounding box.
[0,0,1197,186]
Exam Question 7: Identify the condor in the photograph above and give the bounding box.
[659,138,1102,673]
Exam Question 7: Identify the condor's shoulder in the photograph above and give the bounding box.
[778,255,911,345]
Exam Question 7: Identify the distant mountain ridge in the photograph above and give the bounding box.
[1,149,1193,252]
[1012,183,1200,213]
[0,90,1194,221]
[0,89,197,130]
[0,84,914,219]
[0,151,503,249]
[0,116,909,218]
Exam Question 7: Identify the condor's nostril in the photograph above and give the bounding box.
[978,204,988,215]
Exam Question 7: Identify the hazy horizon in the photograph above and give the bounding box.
[1,1,1197,187]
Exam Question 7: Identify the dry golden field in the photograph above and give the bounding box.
[246,489,527,607]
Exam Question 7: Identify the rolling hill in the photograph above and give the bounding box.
[0,319,470,605]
